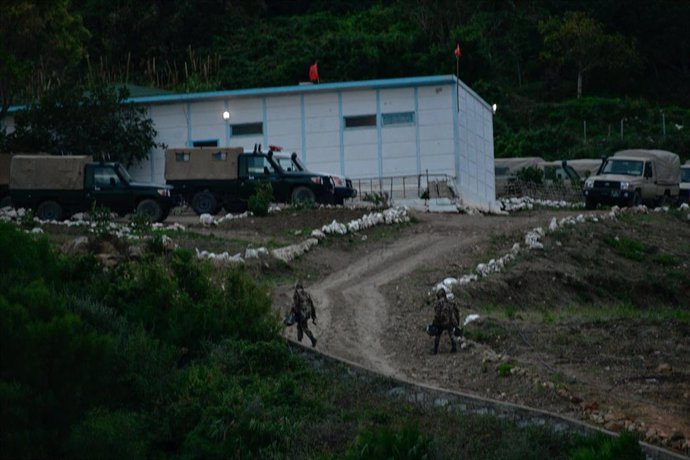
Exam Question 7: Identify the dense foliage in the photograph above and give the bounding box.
[0,223,646,458]
[3,83,160,166]
[2,1,690,160]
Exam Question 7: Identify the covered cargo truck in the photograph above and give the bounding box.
[583,149,681,209]
[10,155,176,221]
[165,146,336,215]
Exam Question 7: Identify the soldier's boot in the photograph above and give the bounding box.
[432,337,440,355]
[305,330,317,347]
[451,339,458,353]
[297,327,304,343]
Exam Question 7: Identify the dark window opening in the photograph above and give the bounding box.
[175,153,190,162]
[231,123,263,136]
[344,115,376,128]
[192,139,218,147]
[382,112,415,126]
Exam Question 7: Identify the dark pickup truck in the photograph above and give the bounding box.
[165,146,336,215]
[10,155,176,221]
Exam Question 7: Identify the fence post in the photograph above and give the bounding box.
[402,176,406,198]
[662,112,666,138]
[620,119,624,140]
[583,120,587,144]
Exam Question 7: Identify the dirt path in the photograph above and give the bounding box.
[286,211,550,375]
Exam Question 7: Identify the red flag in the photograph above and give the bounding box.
[454,43,462,58]
[309,62,319,83]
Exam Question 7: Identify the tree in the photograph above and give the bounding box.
[7,83,160,167]
[0,1,88,124]
[539,11,639,98]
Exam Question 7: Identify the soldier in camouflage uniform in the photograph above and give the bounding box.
[429,289,460,354]
[287,281,317,347]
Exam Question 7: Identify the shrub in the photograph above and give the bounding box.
[344,424,435,460]
[65,408,147,460]
[248,182,273,216]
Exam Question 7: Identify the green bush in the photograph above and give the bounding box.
[344,424,435,460]
[569,430,644,460]
[248,181,273,216]
[65,409,147,460]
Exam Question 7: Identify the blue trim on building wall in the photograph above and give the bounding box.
[452,82,461,184]
[376,90,383,179]
[414,87,421,175]
[186,103,192,147]
[262,97,268,147]
[224,100,231,146]
[300,95,306,163]
[338,92,344,175]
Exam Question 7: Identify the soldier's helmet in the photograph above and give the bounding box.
[295,281,303,290]
[436,289,447,299]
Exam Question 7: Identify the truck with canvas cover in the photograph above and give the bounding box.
[494,157,581,197]
[165,146,336,215]
[10,155,176,221]
[680,160,690,205]
[582,149,681,209]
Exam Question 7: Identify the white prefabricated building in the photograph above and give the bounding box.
[3,75,497,208]
[127,75,496,209]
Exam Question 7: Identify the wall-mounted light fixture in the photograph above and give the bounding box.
[222,111,230,120]
[492,104,497,114]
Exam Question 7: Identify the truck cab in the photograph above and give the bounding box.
[271,151,358,205]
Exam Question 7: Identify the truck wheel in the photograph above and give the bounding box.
[36,200,63,221]
[136,199,164,222]
[191,191,217,215]
[291,187,315,205]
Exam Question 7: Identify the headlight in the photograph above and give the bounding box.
[584,178,594,189]
[620,181,634,190]
[157,189,170,197]
[310,176,323,185]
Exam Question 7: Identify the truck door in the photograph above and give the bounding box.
[238,154,284,201]
[641,161,656,199]
[86,165,134,213]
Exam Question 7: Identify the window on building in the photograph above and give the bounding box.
[382,111,415,126]
[175,152,190,162]
[192,139,218,147]
[344,114,376,128]
[212,151,227,161]
[231,122,263,136]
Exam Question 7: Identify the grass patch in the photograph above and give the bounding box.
[602,234,650,261]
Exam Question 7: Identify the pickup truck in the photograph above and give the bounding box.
[10,155,176,221]
[165,146,336,214]
[583,149,681,209]
[271,151,358,205]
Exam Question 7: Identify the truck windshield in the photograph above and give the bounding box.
[601,159,643,176]
[117,165,132,183]
[274,156,300,172]
[681,168,690,183]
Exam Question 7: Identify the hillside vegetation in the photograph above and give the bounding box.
[2,1,689,162]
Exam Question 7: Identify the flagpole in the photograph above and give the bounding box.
[456,54,459,113]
